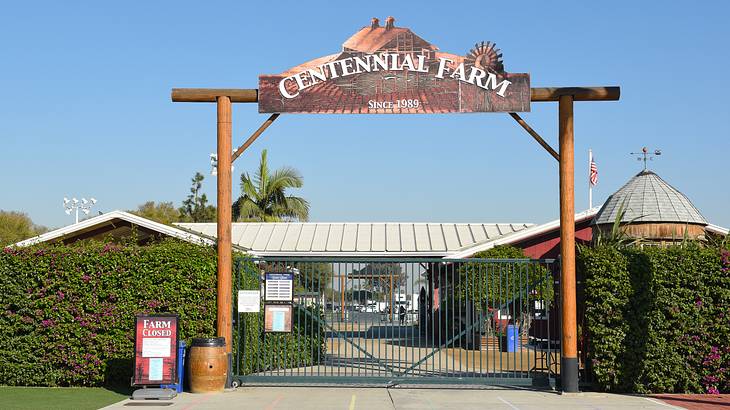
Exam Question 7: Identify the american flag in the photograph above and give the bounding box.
[589,157,598,186]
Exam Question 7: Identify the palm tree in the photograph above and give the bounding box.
[232,149,309,222]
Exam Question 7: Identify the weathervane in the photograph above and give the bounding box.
[630,147,661,170]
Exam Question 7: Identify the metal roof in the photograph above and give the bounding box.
[11,211,214,248]
[174,222,533,257]
[449,208,600,259]
[593,170,707,226]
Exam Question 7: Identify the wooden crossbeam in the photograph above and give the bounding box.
[171,86,620,103]
[171,88,257,103]
[530,87,620,102]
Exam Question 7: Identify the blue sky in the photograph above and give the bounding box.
[1,1,728,229]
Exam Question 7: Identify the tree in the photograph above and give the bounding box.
[131,201,182,225]
[352,263,406,303]
[260,261,333,293]
[0,211,48,246]
[457,245,554,313]
[233,150,309,222]
[179,172,217,222]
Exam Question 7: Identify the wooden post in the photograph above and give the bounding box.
[559,94,578,392]
[216,96,233,354]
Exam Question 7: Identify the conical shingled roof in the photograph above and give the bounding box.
[593,170,707,226]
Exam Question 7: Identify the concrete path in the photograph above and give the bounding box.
[101,387,686,409]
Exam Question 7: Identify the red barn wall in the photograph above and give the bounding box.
[512,219,593,260]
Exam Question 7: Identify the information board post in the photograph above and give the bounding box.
[264,272,294,333]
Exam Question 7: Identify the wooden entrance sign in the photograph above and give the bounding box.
[258,26,530,114]
[171,18,620,393]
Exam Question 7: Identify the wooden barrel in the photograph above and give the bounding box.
[188,337,227,393]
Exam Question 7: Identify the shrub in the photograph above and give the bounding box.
[457,246,555,315]
[0,238,324,387]
[579,243,730,393]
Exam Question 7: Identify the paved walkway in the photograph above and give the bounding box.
[101,387,691,409]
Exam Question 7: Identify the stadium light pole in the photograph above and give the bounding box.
[63,197,98,224]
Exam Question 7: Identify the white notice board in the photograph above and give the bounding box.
[265,272,293,302]
[237,290,261,313]
[141,338,171,358]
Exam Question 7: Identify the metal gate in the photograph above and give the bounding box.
[233,258,559,387]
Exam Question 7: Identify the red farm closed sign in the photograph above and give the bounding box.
[133,314,178,385]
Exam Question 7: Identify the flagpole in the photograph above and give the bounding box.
[588,149,593,209]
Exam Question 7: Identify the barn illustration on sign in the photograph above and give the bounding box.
[259,17,530,114]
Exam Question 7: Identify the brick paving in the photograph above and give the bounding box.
[653,394,730,410]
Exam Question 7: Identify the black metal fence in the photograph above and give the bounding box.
[233,258,559,387]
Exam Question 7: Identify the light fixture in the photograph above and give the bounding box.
[210,153,218,176]
[62,196,99,224]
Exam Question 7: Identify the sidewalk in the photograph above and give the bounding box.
[101,386,687,409]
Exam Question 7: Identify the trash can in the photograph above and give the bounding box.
[161,341,186,393]
[506,325,520,352]
[188,337,227,393]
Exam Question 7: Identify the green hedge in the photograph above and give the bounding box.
[0,239,324,387]
[579,243,730,394]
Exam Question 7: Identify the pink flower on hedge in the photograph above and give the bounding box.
[41,319,55,328]
[147,300,161,308]
[81,274,91,283]
[704,375,719,384]
[707,386,720,395]
[57,291,65,300]
[695,298,702,307]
